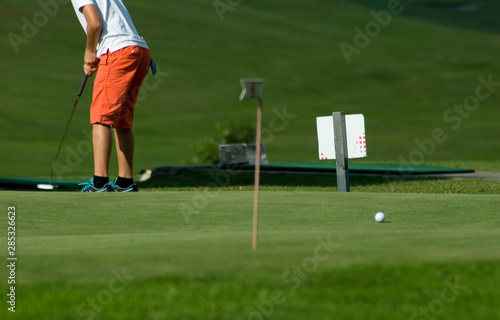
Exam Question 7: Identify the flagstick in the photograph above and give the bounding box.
[252,99,263,250]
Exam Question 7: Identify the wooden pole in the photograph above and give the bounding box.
[252,99,263,250]
[333,112,350,192]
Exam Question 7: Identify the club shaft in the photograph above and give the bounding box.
[49,75,88,185]
[78,74,88,97]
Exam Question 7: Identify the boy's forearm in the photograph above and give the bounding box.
[86,23,102,54]
[83,23,102,76]
[82,4,102,54]
[81,4,102,76]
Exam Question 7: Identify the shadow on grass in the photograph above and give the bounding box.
[138,167,500,193]
[138,169,436,190]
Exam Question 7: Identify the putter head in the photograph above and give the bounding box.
[37,184,57,190]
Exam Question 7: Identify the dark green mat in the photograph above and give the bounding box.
[1,163,475,191]
[241,162,475,174]
[0,178,83,190]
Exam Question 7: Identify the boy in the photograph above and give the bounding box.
[71,0,151,192]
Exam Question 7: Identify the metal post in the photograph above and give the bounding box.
[333,112,350,192]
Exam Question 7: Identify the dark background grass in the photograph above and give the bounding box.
[1,0,499,179]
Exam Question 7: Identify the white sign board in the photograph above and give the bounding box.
[316,114,367,160]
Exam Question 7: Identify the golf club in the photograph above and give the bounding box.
[37,74,89,190]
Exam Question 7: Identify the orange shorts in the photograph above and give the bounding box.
[91,46,151,129]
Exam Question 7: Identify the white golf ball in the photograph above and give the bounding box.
[374,211,385,223]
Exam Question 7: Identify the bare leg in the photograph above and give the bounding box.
[93,123,112,177]
[114,127,134,179]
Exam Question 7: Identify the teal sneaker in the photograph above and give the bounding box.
[109,179,138,192]
[79,178,112,192]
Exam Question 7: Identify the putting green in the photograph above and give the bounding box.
[0,191,499,319]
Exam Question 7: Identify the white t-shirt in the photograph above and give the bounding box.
[71,0,148,58]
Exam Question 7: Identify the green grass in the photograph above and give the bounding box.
[1,1,500,319]
[138,169,500,194]
[13,263,500,319]
[349,0,500,34]
[1,191,500,319]
[1,0,500,179]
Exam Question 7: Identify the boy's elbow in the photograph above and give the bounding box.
[87,21,102,36]
[89,21,102,32]
[81,5,103,33]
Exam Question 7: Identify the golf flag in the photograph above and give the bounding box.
[239,79,263,101]
[316,114,367,160]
